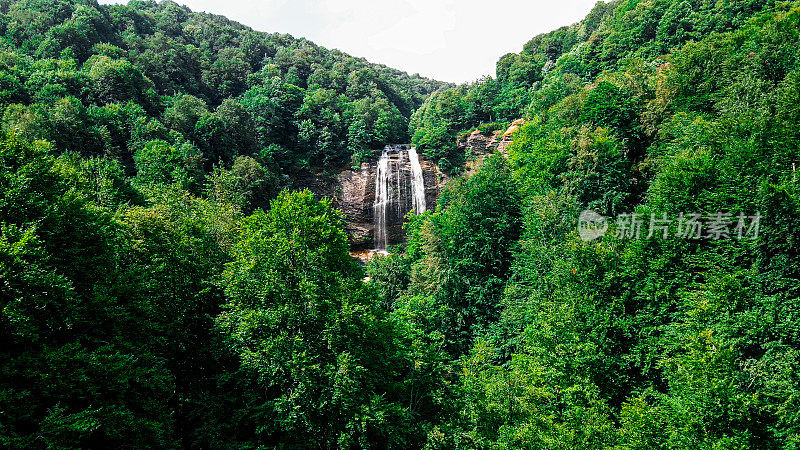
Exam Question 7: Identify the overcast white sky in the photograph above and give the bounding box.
[99,0,603,83]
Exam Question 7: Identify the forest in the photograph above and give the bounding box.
[1,0,800,448]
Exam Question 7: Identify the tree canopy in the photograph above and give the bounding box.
[2,0,800,447]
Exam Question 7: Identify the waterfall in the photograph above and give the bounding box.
[373,148,390,251]
[408,147,427,214]
[396,152,403,219]
[372,145,427,251]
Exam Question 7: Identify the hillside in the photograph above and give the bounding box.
[392,0,800,447]
[0,0,449,193]
[2,0,800,447]
[411,0,781,170]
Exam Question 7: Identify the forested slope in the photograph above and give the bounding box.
[0,0,448,188]
[410,0,780,170]
[0,0,450,447]
[379,0,800,447]
[2,0,800,447]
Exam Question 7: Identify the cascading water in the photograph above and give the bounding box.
[373,145,427,251]
[373,148,390,251]
[408,147,427,214]
[396,152,403,219]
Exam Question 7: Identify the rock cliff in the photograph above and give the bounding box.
[458,118,524,176]
[458,118,524,159]
[332,145,445,249]
[307,120,524,249]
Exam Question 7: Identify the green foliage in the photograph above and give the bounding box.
[410,87,470,171]
[84,54,155,105]
[0,0,448,447]
[366,252,411,307]
[0,133,176,447]
[3,0,800,447]
[216,190,408,447]
[0,0,449,191]
[133,139,202,189]
[209,155,279,213]
[404,155,522,355]
[371,0,800,448]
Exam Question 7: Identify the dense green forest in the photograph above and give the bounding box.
[0,0,448,184]
[2,0,800,448]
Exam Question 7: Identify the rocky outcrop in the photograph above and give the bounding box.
[332,145,445,248]
[309,118,527,249]
[458,118,525,159]
[462,129,499,156]
[497,118,525,154]
[335,165,376,245]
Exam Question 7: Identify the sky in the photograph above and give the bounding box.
[99,0,604,83]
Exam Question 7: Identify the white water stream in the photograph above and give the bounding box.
[372,146,427,251]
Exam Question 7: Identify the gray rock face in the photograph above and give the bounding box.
[457,119,524,176]
[332,145,445,249]
[461,129,499,157]
[335,164,376,246]
[457,119,525,158]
